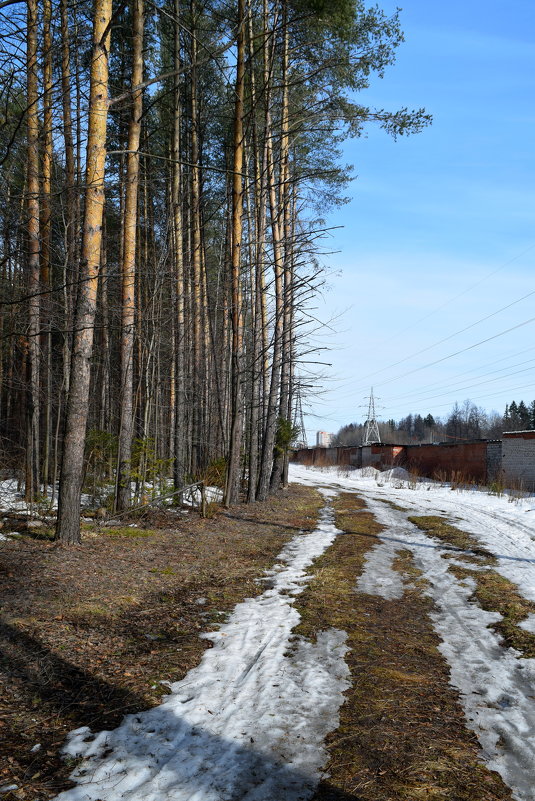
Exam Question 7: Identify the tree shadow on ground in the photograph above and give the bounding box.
[52,702,363,801]
[221,513,317,533]
[1,620,362,800]
[0,620,146,727]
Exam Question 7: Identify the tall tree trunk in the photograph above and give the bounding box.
[41,0,53,491]
[172,0,186,488]
[246,8,267,502]
[60,0,76,400]
[25,0,41,502]
[224,0,246,506]
[116,0,144,511]
[270,4,291,492]
[257,0,284,502]
[56,0,112,544]
[189,2,202,475]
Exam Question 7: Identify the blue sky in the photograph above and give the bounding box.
[304,0,535,440]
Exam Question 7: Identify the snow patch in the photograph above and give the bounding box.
[518,614,535,634]
[291,465,535,801]
[356,537,405,599]
[181,485,223,507]
[56,502,349,801]
[382,466,410,481]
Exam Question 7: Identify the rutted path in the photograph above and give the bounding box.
[361,495,535,801]
[293,464,535,801]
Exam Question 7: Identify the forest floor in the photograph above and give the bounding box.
[1,467,535,800]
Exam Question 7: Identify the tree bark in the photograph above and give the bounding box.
[41,0,53,491]
[25,0,40,502]
[56,0,112,544]
[189,2,203,476]
[116,0,144,511]
[270,3,291,492]
[224,0,246,507]
[257,0,284,502]
[60,0,76,400]
[172,0,186,488]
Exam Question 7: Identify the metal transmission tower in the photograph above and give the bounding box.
[292,384,308,449]
[363,387,381,445]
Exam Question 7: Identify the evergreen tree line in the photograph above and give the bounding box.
[0,0,428,542]
[334,398,535,447]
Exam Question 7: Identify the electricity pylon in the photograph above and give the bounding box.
[363,387,381,445]
[293,383,308,448]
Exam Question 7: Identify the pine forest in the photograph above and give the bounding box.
[0,0,428,543]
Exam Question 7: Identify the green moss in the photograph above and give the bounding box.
[103,526,155,538]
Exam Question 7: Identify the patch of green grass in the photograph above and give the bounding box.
[102,526,155,538]
[408,515,494,560]
[66,602,114,626]
[21,526,55,541]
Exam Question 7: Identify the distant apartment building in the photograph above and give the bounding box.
[316,431,333,448]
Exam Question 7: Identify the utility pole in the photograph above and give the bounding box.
[363,387,381,445]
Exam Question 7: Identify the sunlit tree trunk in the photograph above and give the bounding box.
[246,8,267,502]
[25,0,41,502]
[270,3,291,492]
[257,0,284,502]
[56,0,112,544]
[171,0,186,487]
[188,2,201,474]
[116,0,144,511]
[60,0,76,399]
[41,0,53,491]
[224,0,246,506]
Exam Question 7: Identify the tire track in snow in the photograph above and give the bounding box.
[370,483,535,603]
[357,494,535,801]
[55,495,350,801]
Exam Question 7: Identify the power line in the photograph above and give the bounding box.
[384,355,535,407]
[381,379,535,416]
[375,315,535,389]
[338,286,535,396]
[371,242,535,351]
[383,362,535,409]
[385,346,535,403]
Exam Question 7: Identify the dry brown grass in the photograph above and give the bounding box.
[0,484,323,800]
[294,498,513,801]
[448,565,535,658]
[408,515,495,560]
[335,492,383,538]
[409,516,535,658]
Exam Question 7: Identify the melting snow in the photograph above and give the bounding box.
[55,493,349,801]
[291,464,535,801]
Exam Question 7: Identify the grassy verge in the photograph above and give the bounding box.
[448,565,535,658]
[294,494,512,801]
[0,484,322,800]
[408,515,495,560]
[408,515,535,658]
